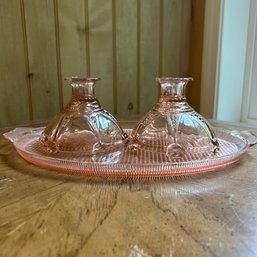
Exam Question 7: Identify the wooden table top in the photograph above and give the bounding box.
[1,121,257,257]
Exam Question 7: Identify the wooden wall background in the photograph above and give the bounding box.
[0,0,204,126]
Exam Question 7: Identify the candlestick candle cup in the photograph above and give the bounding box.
[40,77,128,154]
[129,77,219,156]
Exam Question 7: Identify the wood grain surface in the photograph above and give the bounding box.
[23,0,61,120]
[0,0,203,126]
[1,122,257,257]
[0,0,31,125]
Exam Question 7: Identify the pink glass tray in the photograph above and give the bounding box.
[4,127,249,177]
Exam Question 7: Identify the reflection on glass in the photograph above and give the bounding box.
[40,77,128,154]
[130,78,219,155]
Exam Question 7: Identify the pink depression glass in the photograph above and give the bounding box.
[40,77,128,154]
[130,77,219,155]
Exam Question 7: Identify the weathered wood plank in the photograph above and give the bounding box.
[0,0,30,126]
[24,0,60,120]
[58,0,88,105]
[0,172,120,256]
[88,0,114,113]
[0,0,195,124]
[139,0,160,115]
[179,0,191,76]
[187,0,205,111]
[162,0,184,76]
[116,0,138,116]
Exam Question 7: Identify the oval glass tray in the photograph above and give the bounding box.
[4,127,249,177]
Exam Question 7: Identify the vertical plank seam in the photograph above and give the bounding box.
[112,0,117,114]
[179,2,184,75]
[137,0,141,114]
[158,0,164,94]
[20,0,33,120]
[53,0,63,110]
[84,0,91,77]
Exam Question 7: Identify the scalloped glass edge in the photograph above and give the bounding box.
[3,127,249,177]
